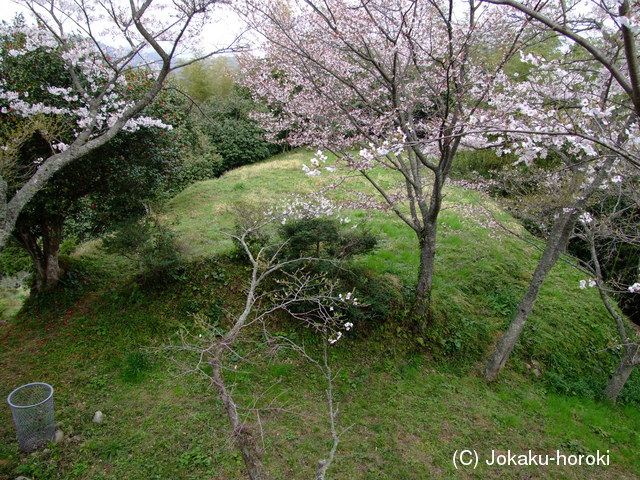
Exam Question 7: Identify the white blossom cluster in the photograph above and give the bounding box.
[301,150,335,176]
[268,195,342,225]
[123,116,174,132]
[578,212,594,224]
[3,23,58,57]
[579,278,597,290]
[268,197,354,230]
[328,292,358,344]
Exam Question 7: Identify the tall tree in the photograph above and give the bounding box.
[1,23,195,291]
[476,2,640,380]
[572,168,640,401]
[0,0,242,252]
[13,113,192,292]
[239,0,531,318]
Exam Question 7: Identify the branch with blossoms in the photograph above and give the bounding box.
[480,0,640,117]
[237,0,542,318]
[473,41,640,170]
[575,214,640,400]
[0,0,247,252]
[167,214,359,480]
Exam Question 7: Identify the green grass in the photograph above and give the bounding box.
[0,285,29,319]
[1,150,639,479]
[164,150,628,391]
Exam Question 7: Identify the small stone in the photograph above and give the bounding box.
[54,430,64,443]
[15,476,32,480]
[532,368,541,378]
[92,411,104,423]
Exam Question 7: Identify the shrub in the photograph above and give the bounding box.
[206,118,279,171]
[0,245,32,277]
[277,217,398,325]
[200,86,283,174]
[102,217,183,283]
[278,217,378,260]
[170,151,225,193]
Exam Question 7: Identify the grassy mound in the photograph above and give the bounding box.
[0,150,638,479]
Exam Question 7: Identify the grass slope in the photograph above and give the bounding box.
[0,150,638,479]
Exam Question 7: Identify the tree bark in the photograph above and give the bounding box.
[15,215,65,293]
[413,222,438,322]
[209,350,264,480]
[485,211,575,381]
[485,157,616,381]
[604,344,639,402]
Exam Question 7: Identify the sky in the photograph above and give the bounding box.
[1,0,248,57]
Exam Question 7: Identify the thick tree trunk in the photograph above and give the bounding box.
[485,212,575,381]
[413,222,437,321]
[604,344,639,402]
[15,216,65,294]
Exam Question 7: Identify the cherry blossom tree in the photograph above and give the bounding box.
[481,0,640,120]
[482,148,618,381]
[572,168,640,401]
[238,0,533,318]
[476,2,640,379]
[0,0,243,252]
[171,214,358,480]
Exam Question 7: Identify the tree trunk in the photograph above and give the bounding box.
[15,215,65,294]
[485,211,575,381]
[0,177,7,252]
[484,157,615,382]
[209,352,264,480]
[604,344,639,402]
[413,222,437,322]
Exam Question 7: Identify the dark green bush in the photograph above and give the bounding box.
[200,86,282,174]
[276,217,397,325]
[102,217,183,284]
[336,265,403,326]
[450,150,514,180]
[279,217,377,260]
[170,152,225,193]
[0,245,32,277]
[206,119,279,171]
